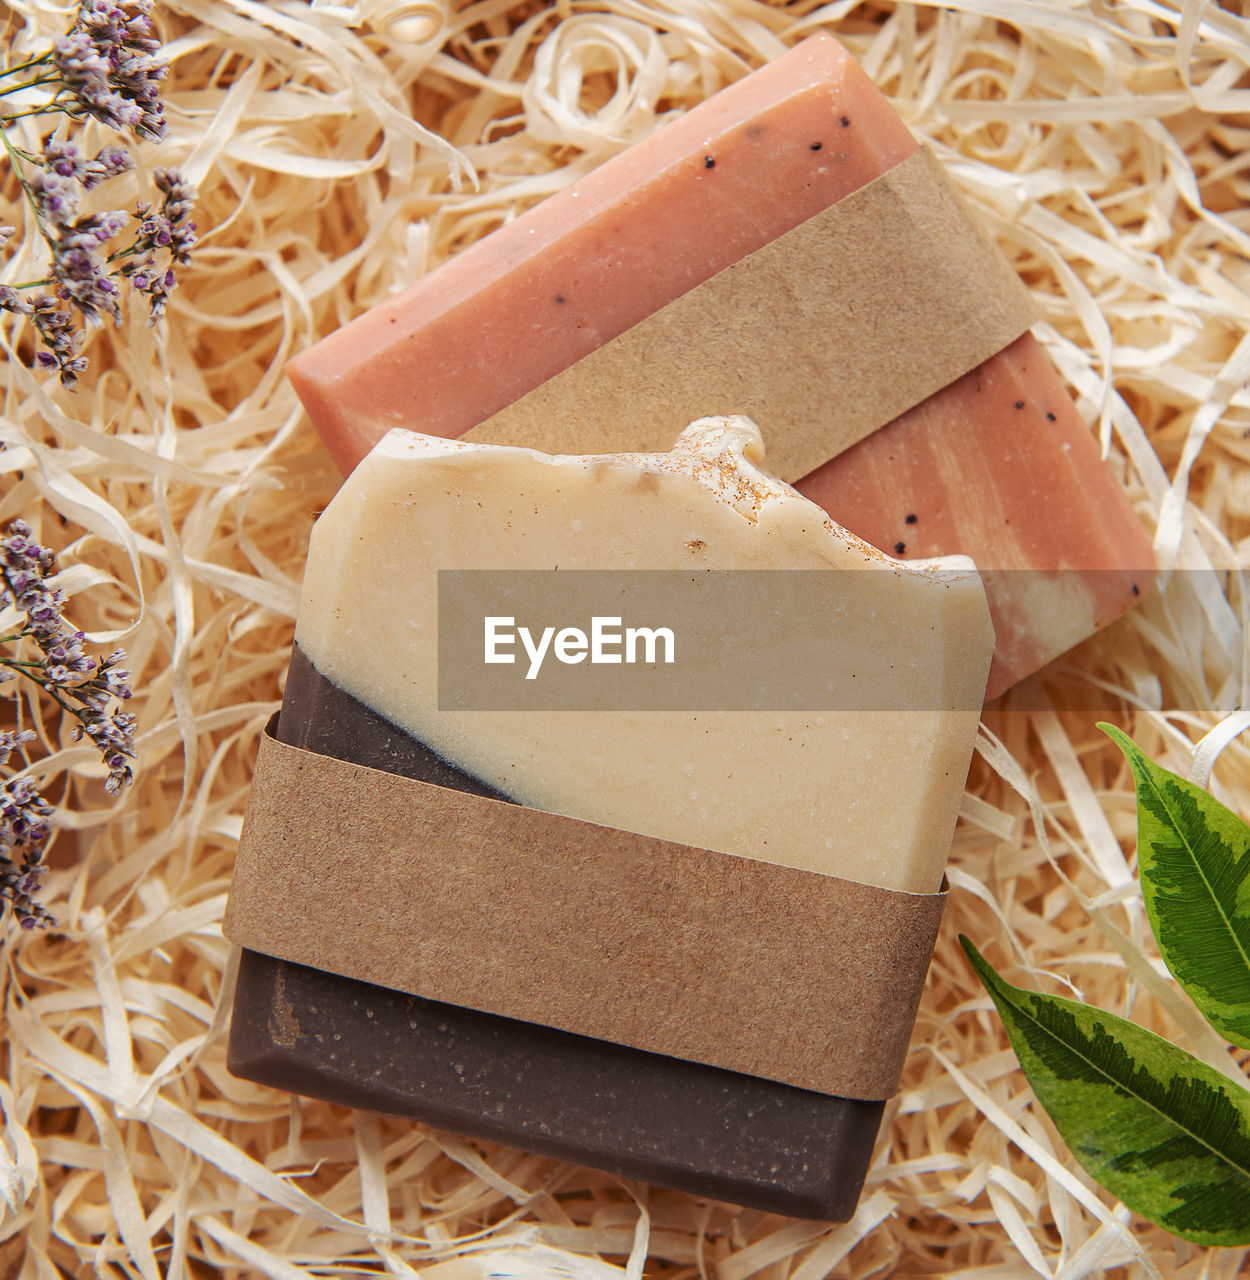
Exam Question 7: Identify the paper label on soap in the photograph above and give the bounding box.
[224,722,947,1101]
[463,147,1037,483]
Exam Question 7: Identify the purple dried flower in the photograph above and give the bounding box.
[49,209,129,327]
[121,168,196,320]
[1,522,137,811]
[82,145,133,189]
[51,31,109,93]
[39,139,134,191]
[52,32,139,135]
[0,774,55,930]
[102,653,131,695]
[28,167,80,229]
[56,256,120,326]
[2,4,191,383]
[54,1,168,141]
[127,258,174,321]
[0,286,34,317]
[0,731,37,765]
[28,294,88,386]
[42,140,81,178]
[154,168,196,264]
[0,521,55,583]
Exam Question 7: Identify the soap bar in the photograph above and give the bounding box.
[288,35,916,470]
[795,333,1154,694]
[286,33,1152,698]
[228,418,993,1218]
[229,650,886,1221]
[289,420,992,891]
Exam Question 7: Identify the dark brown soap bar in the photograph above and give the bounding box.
[227,645,885,1220]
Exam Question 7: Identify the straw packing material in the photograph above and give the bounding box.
[0,0,1248,1275]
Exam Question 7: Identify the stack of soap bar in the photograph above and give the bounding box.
[287,32,1152,698]
[228,418,994,1219]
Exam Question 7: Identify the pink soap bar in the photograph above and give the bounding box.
[797,334,1153,697]
[291,35,915,470]
[288,34,1153,695]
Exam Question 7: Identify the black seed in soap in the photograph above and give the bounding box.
[810,142,823,151]
[704,155,716,169]
[894,542,906,555]
[904,513,918,525]
[839,115,851,127]
[1046,411,1057,422]
[1014,400,1025,410]
[555,295,566,304]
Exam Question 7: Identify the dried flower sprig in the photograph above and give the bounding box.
[1,519,136,930]
[0,0,197,387]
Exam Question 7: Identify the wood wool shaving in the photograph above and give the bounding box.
[0,0,1248,1275]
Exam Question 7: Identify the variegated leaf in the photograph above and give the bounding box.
[962,936,1250,1246]
[1102,723,1250,1049]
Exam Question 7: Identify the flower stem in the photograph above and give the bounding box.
[0,56,52,81]
[0,105,65,124]
[0,657,77,716]
[0,126,53,245]
[0,75,61,98]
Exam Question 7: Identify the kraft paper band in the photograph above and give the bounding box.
[223,723,948,1101]
[462,146,1038,483]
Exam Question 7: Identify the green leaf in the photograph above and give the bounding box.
[1101,723,1250,1050]
[961,935,1250,1246]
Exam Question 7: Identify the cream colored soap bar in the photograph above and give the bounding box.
[296,417,993,894]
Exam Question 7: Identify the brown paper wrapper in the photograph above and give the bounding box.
[224,723,947,1101]
[463,146,1037,482]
